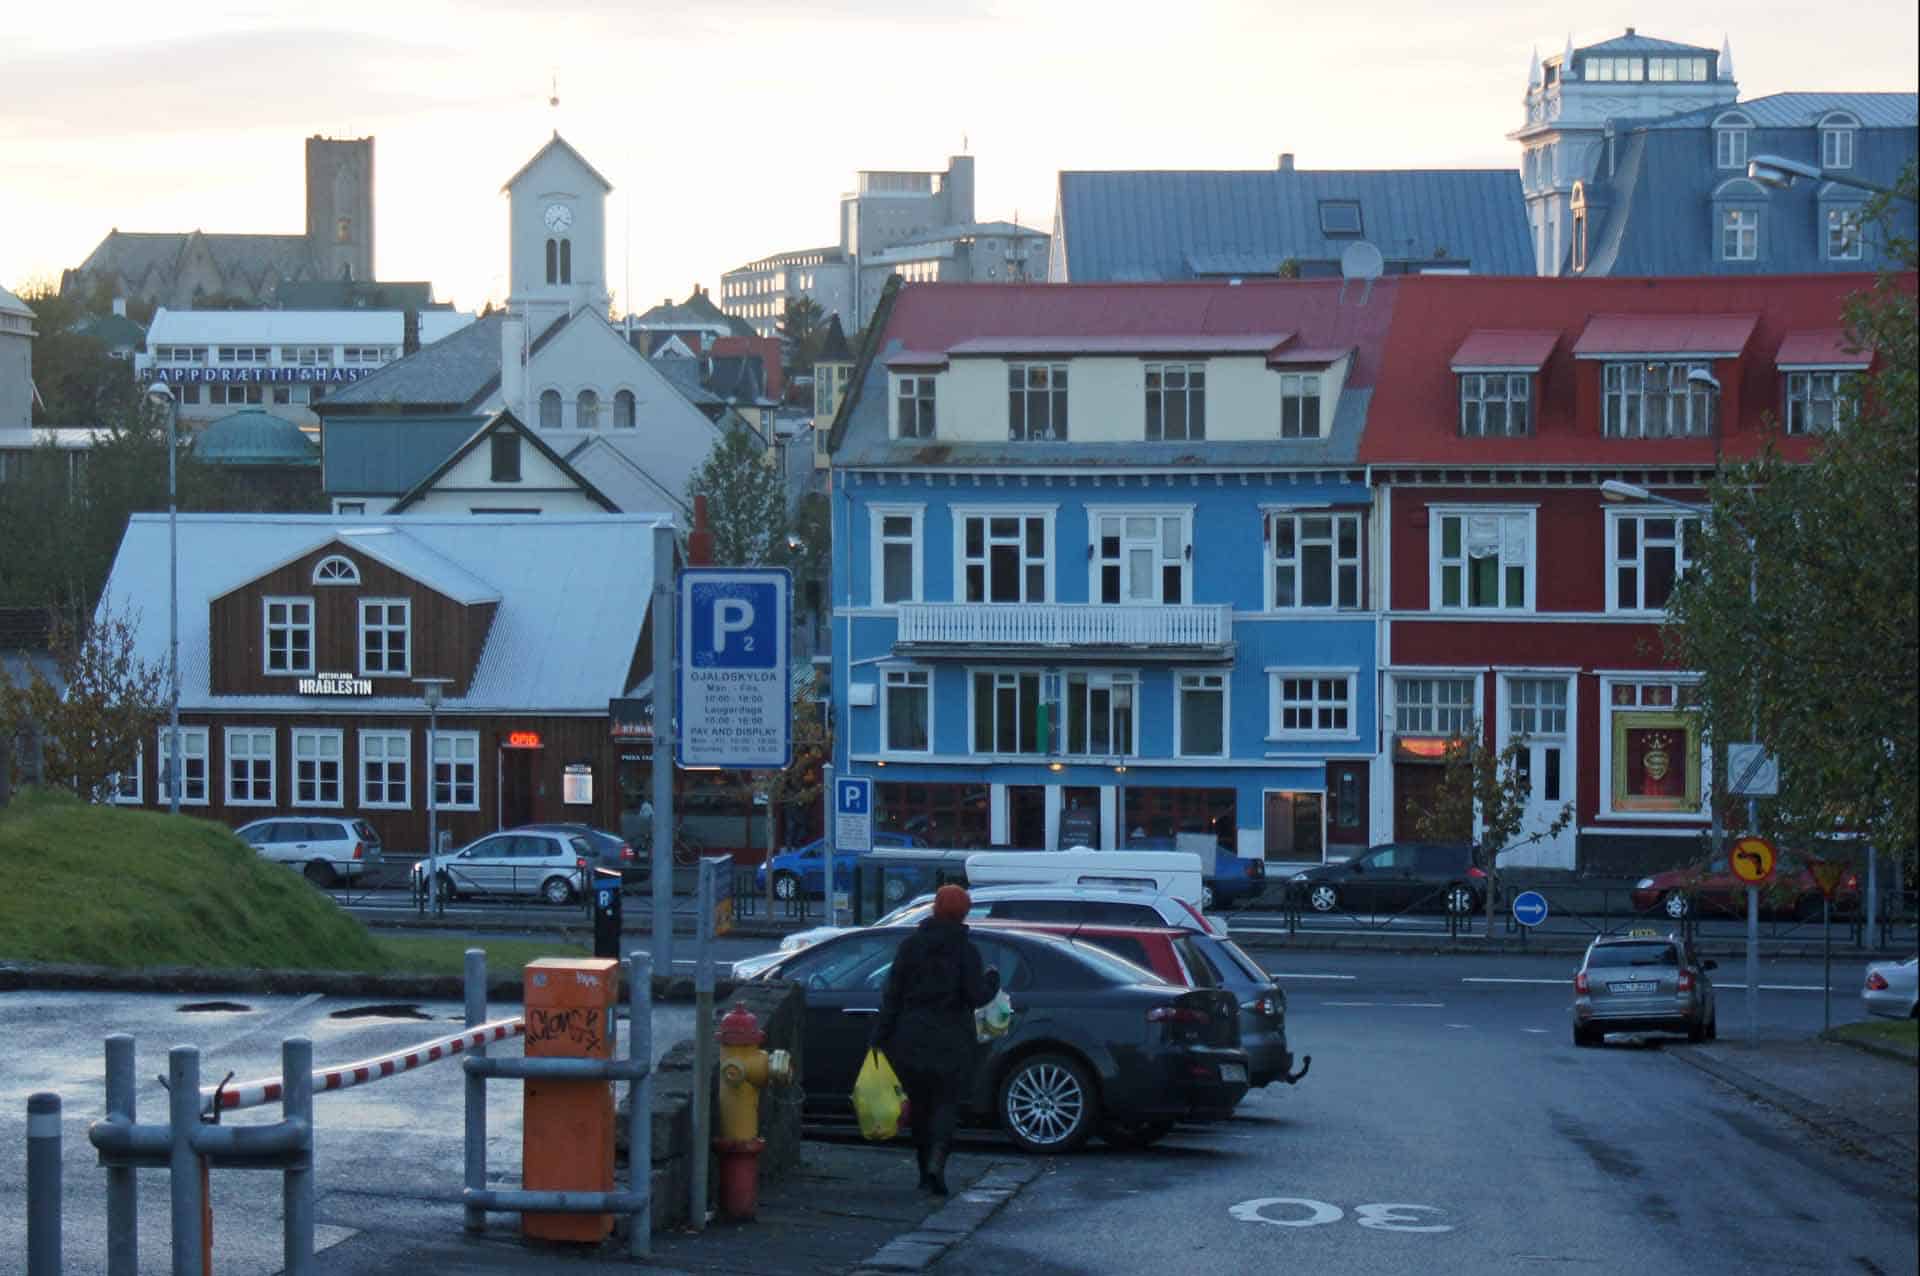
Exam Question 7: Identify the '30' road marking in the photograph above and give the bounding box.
[1230,1197,1454,1234]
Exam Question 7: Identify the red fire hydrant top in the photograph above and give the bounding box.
[717,1002,765,1047]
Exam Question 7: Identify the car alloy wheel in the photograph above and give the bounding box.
[1662,891,1692,920]
[1444,884,1476,915]
[772,872,800,902]
[542,876,576,906]
[1307,884,1339,913]
[999,1053,1097,1153]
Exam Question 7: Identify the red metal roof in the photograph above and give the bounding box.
[1571,313,1758,359]
[1775,328,1871,368]
[1449,329,1561,370]
[944,333,1295,357]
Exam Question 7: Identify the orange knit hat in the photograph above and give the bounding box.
[932,884,971,922]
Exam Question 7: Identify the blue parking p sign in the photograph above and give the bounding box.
[678,568,791,769]
[835,777,872,854]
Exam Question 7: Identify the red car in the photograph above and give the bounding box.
[1631,852,1859,921]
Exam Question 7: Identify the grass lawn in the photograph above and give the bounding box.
[1829,1018,1920,1053]
[0,788,603,978]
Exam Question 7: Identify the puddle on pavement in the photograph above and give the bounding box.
[176,1001,253,1014]
[329,1004,434,1021]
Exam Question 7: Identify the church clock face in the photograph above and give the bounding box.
[543,202,574,232]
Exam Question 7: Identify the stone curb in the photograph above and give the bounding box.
[1819,1030,1920,1068]
[848,1160,1043,1274]
[1665,1043,1919,1181]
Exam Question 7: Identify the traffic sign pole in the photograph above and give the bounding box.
[1729,834,1778,1049]
[651,524,676,973]
[1747,886,1759,1045]
[822,762,835,927]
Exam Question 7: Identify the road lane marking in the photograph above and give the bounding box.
[1268,973,1359,980]
[1322,1001,1379,1007]
[1521,1028,1549,1034]
[1446,1024,1473,1029]
[1462,977,1566,985]
[1462,975,1827,992]
[1393,1002,1446,1007]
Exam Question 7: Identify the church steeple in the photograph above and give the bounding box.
[1718,35,1735,81]
[502,132,614,326]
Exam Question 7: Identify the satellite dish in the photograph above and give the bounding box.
[1340,240,1384,304]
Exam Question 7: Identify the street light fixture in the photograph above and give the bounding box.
[414,677,454,913]
[145,381,182,816]
[1602,477,1764,1043]
[1746,154,1913,202]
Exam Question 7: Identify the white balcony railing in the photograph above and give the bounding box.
[894,602,1233,651]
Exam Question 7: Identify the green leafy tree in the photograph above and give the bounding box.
[1662,163,1918,877]
[778,296,826,375]
[753,669,833,912]
[0,605,167,804]
[17,280,143,427]
[1418,724,1574,937]
[685,420,788,568]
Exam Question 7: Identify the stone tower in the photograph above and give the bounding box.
[305,136,375,283]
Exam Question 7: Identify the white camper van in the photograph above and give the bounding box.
[963,850,1205,905]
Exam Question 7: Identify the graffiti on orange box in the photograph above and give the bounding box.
[527,1005,604,1054]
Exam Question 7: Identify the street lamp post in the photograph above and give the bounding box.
[415,678,453,913]
[1602,479,1763,1044]
[144,382,182,816]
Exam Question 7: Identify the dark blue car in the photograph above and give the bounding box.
[1123,836,1268,910]
[754,832,925,900]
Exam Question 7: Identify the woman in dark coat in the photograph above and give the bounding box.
[870,884,1000,1195]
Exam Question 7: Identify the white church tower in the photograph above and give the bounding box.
[503,132,614,327]
[1512,28,1738,274]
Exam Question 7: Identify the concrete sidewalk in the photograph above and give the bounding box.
[308,1137,1038,1275]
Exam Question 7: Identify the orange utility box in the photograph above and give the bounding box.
[522,957,620,1242]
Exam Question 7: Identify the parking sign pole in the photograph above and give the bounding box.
[822,763,835,926]
[651,524,676,972]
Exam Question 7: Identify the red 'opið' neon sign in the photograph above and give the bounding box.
[504,731,544,749]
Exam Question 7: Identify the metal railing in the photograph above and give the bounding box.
[896,601,1233,649]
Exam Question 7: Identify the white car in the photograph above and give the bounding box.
[1861,956,1918,1019]
[730,884,1223,981]
[235,816,384,888]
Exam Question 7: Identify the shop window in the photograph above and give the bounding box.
[1606,681,1703,814]
[563,764,594,805]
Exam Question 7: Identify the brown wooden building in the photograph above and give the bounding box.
[99,513,672,852]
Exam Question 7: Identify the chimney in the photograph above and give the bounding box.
[1625,26,1635,36]
[500,315,527,419]
[1278,153,1295,171]
[402,307,421,356]
[112,296,128,318]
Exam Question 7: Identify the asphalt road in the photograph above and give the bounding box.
[933,954,1917,1276]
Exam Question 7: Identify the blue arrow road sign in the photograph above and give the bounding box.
[1511,890,1550,928]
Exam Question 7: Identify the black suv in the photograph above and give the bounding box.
[1288,842,1484,915]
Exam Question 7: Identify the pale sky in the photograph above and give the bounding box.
[4,0,1915,314]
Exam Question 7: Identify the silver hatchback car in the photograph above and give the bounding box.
[409,829,590,905]
[1573,932,1718,1046]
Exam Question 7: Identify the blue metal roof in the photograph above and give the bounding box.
[321,414,486,496]
[1645,91,1918,130]
[1579,31,1713,56]
[1055,169,1533,282]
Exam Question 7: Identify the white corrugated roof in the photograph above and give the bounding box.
[144,307,475,346]
[100,514,674,714]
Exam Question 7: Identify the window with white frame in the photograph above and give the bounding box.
[432,732,479,809]
[1507,678,1568,736]
[1827,207,1863,260]
[895,376,936,439]
[105,743,142,804]
[359,730,410,809]
[226,728,275,805]
[870,506,923,605]
[1432,510,1532,611]
[1279,373,1322,439]
[156,727,209,805]
[972,670,1045,755]
[1094,510,1188,604]
[1176,672,1227,757]
[960,511,1050,603]
[1459,373,1533,436]
[1785,371,1855,434]
[263,597,314,675]
[1064,671,1137,756]
[539,389,562,429]
[1721,207,1758,261]
[1270,672,1355,739]
[1268,511,1361,609]
[1714,122,1750,169]
[1145,364,1205,441]
[359,599,410,676]
[313,555,360,586]
[1395,677,1475,735]
[883,668,931,752]
[577,389,600,430]
[1822,125,1855,169]
[1610,512,1698,612]
[614,389,636,428]
[293,729,344,807]
[1602,361,1716,438]
[1007,364,1068,441]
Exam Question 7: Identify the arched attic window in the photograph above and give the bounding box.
[539,388,562,429]
[577,389,600,429]
[1820,111,1859,170]
[614,389,636,428]
[313,554,361,585]
[1713,112,1752,170]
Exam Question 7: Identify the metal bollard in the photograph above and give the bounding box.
[629,950,653,1258]
[27,1092,61,1276]
[167,1046,205,1276]
[103,1035,137,1276]
[464,949,488,1235]
[282,1037,315,1276]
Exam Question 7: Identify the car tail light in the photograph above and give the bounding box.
[1867,972,1890,991]
[1147,1005,1211,1025]
[351,842,364,861]
[1467,866,1487,880]
[1677,969,1694,993]
[620,844,635,861]
[1574,972,1590,995]
[576,857,588,869]
[1248,994,1281,1017]
[1187,1064,1217,1080]
[1248,860,1266,879]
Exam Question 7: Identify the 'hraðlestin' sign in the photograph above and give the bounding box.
[298,673,373,696]
[149,366,374,385]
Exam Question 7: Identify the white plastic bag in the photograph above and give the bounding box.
[975,990,1014,1042]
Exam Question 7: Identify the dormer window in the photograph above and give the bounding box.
[1145,364,1205,441]
[1827,207,1863,261]
[1602,362,1716,438]
[1721,207,1758,260]
[1460,374,1533,437]
[313,555,361,586]
[1279,374,1323,439]
[490,432,522,482]
[1319,201,1363,236]
[1714,113,1752,169]
[1008,364,1068,441]
[895,375,936,438]
[1821,113,1858,169]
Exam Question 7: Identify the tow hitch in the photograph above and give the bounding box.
[1280,1055,1312,1085]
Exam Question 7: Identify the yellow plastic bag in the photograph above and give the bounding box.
[852,1048,905,1141]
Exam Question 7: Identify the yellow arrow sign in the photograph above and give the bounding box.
[1730,835,1777,884]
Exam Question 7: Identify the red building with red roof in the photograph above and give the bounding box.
[1359,272,1881,873]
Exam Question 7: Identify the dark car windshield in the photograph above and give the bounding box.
[1589,941,1679,967]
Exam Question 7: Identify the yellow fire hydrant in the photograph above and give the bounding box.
[714,1002,793,1220]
